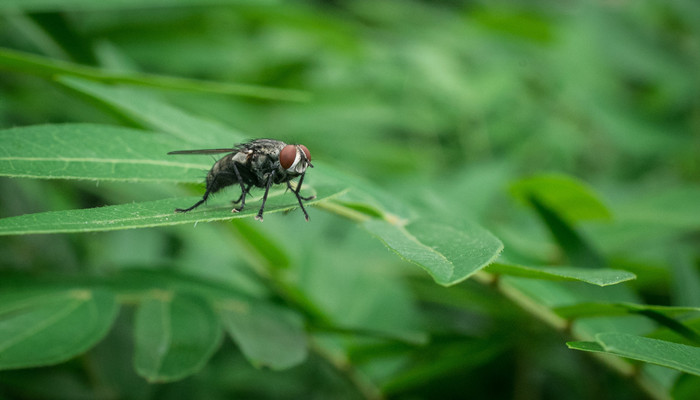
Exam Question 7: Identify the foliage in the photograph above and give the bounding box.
[1,1,699,399]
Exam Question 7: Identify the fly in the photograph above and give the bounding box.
[168,139,315,221]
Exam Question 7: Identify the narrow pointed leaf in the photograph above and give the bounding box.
[57,76,241,145]
[529,195,606,268]
[0,48,302,101]
[0,123,206,182]
[570,333,700,376]
[0,182,345,235]
[364,218,503,286]
[219,300,307,369]
[556,302,700,342]
[554,303,700,320]
[486,263,636,286]
[0,288,118,370]
[510,174,611,223]
[566,341,606,353]
[134,293,222,382]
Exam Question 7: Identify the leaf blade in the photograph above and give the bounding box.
[486,263,636,286]
[134,293,222,382]
[587,333,700,376]
[364,218,504,286]
[0,288,119,370]
[0,182,346,235]
[0,47,302,101]
[0,123,207,182]
[219,300,307,369]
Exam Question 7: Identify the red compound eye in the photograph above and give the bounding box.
[299,144,311,162]
[280,144,297,169]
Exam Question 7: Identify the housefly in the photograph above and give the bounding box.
[168,139,314,221]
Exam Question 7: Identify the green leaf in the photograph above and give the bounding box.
[0,181,346,235]
[486,263,636,286]
[614,186,700,230]
[566,340,605,353]
[530,195,606,268]
[510,174,612,223]
[0,48,303,101]
[0,123,206,182]
[219,300,307,369]
[0,288,118,370]
[229,219,291,270]
[134,292,222,382]
[568,333,700,376]
[556,302,700,343]
[670,246,700,307]
[57,76,242,145]
[554,302,700,320]
[363,218,503,286]
[0,0,273,12]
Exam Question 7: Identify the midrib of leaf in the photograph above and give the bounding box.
[363,219,454,284]
[154,300,172,375]
[1,156,206,170]
[0,295,83,352]
[399,222,453,269]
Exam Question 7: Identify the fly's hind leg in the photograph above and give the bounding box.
[230,163,249,213]
[175,171,236,213]
[175,196,207,213]
[175,186,211,213]
[231,184,251,205]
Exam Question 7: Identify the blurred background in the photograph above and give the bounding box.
[1,0,699,399]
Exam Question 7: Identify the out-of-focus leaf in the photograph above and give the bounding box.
[670,246,700,307]
[364,218,503,286]
[530,195,606,268]
[380,338,509,395]
[229,219,291,270]
[486,263,636,286]
[0,288,118,370]
[0,123,206,182]
[57,76,241,145]
[0,48,302,101]
[0,0,270,12]
[510,174,612,223]
[555,303,700,320]
[568,333,700,376]
[134,292,222,382]
[219,300,307,369]
[556,302,700,343]
[615,187,700,230]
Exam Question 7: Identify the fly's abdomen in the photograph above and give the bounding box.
[205,156,239,194]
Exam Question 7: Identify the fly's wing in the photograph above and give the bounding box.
[167,148,235,155]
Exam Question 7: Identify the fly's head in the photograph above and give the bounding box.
[279,144,312,176]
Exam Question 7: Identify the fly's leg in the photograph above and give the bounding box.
[255,171,275,221]
[176,171,238,213]
[231,184,251,205]
[292,171,316,201]
[175,193,209,213]
[230,163,249,213]
[175,178,218,212]
[286,172,313,221]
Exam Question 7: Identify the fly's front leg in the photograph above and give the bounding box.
[292,172,316,201]
[255,171,275,221]
[287,172,314,221]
